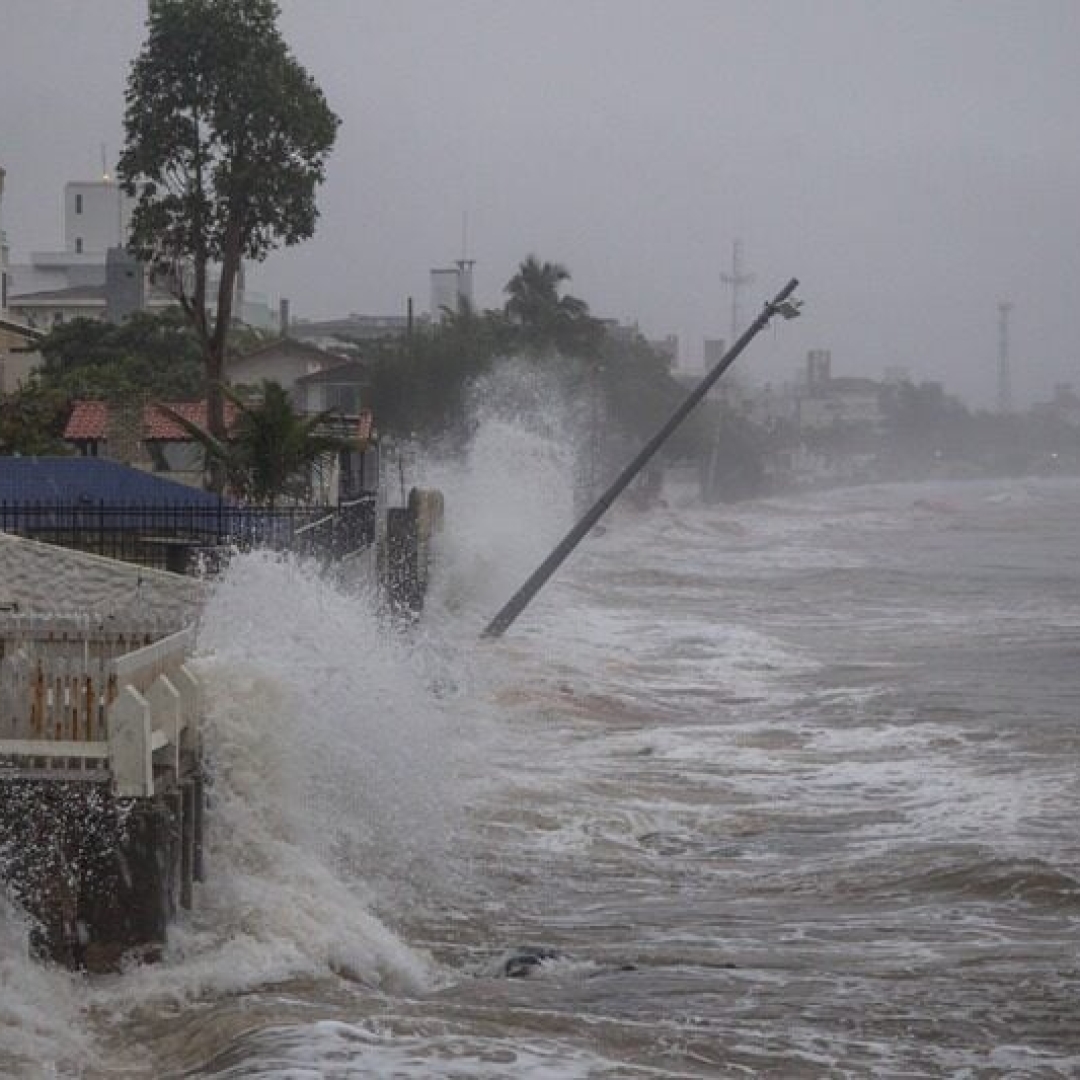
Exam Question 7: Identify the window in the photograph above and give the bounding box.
[75,237,83,254]
[75,193,83,214]
[326,384,360,414]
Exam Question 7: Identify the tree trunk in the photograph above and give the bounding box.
[203,220,242,493]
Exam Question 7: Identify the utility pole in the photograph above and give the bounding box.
[997,301,1013,414]
[720,240,755,343]
[706,241,755,500]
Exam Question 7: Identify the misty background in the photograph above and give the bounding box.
[1,0,1077,407]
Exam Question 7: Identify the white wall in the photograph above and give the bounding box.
[0,348,42,394]
[0,533,204,620]
[65,181,131,255]
[229,350,330,392]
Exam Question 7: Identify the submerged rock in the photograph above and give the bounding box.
[500,946,560,978]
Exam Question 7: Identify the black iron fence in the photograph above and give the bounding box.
[0,497,376,572]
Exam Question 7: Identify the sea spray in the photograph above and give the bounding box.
[109,386,581,1003]
[0,378,589,1075]
[174,549,496,988]
[413,357,580,626]
[0,893,94,1077]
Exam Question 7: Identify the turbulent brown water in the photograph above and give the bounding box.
[3,466,1079,1078]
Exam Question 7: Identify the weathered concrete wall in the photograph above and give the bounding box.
[0,532,204,620]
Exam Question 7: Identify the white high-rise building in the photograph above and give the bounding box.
[7,172,256,330]
[65,179,131,258]
[9,179,133,299]
[6,175,178,329]
[429,260,475,321]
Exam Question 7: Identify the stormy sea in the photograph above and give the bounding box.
[2,419,1079,1077]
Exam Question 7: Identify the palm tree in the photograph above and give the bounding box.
[503,255,599,355]
[160,380,356,507]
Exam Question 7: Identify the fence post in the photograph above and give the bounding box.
[171,664,201,747]
[109,685,154,798]
[144,673,181,776]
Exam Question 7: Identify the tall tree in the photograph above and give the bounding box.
[503,255,601,356]
[118,0,339,482]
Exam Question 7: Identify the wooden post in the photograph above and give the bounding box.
[144,673,181,777]
[116,803,172,960]
[180,782,195,909]
[192,771,205,882]
[108,685,154,798]
[384,506,420,615]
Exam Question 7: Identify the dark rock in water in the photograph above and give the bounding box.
[501,946,560,978]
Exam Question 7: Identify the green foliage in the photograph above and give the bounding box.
[160,380,354,506]
[503,255,604,357]
[36,310,204,400]
[879,380,966,447]
[701,404,768,502]
[596,328,708,460]
[0,310,210,457]
[366,255,710,464]
[877,380,986,467]
[366,308,506,446]
[119,0,339,450]
[0,381,71,456]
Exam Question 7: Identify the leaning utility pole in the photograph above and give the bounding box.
[481,278,803,640]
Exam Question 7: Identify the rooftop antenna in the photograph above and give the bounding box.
[454,211,475,312]
[720,239,754,342]
[997,301,1013,414]
[101,143,125,245]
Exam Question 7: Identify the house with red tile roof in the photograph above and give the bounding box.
[64,399,241,485]
[62,397,378,501]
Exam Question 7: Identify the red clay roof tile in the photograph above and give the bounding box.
[63,400,110,440]
[63,399,240,443]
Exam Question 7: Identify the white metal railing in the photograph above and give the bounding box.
[0,619,200,798]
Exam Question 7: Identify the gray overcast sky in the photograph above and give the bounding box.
[2,0,1078,406]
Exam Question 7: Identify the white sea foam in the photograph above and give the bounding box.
[106,381,588,1006]
[415,359,580,629]
[7,417,1078,1077]
[0,895,94,1077]
[144,550,483,997]
[197,1017,611,1079]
